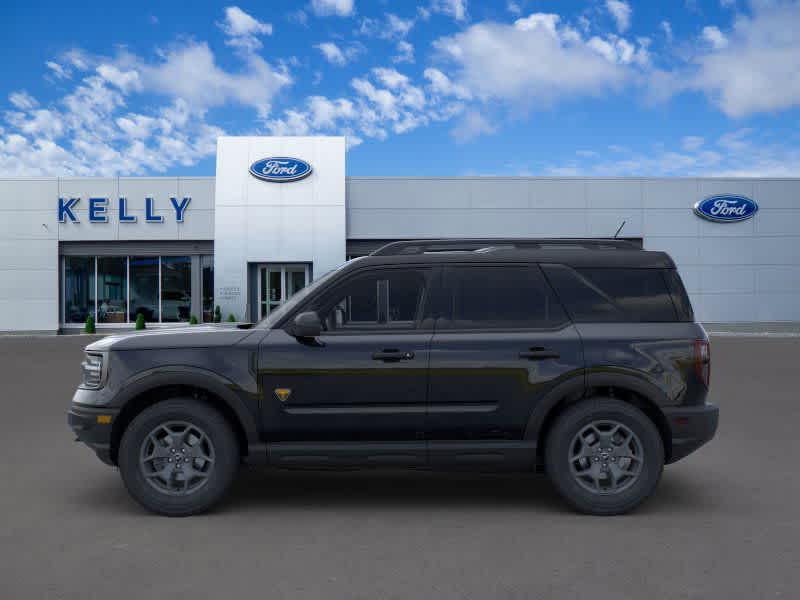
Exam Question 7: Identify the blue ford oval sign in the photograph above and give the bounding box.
[693,195,758,223]
[249,157,312,182]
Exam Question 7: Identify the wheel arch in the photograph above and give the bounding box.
[526,371,673,466]
[109,368,259,465]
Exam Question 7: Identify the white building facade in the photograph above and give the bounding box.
[0,135,798,333]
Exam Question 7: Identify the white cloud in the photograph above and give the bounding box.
[310,0,354,17]
[660,20,673,43]
[430,0,468,21]
[266,66,463,145]
[701,25,728,49]
[606,0,632,33]
[9,91,38,111]
[587,34,649,66]
[218,6,272,51]
[507,1,522,16]
[432,13,639,107]
[393,41,415,63]
[45,61,71,80]
[359,13,415,41]
[139,42,290,116]
[423,67,472,100]
[0,34,288,175]
[386,14,415,38]
[96,64,142,93]
[682,135,705,152]
[720,0,736,7]
[451,110,496,142]
[314,42,363,66]
[372,67,410,90]
[546,128,800,177]
[690,2,800,116]
[288,10,308,25]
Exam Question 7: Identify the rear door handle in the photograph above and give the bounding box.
[372,349,415,362]
[519,347,560,360]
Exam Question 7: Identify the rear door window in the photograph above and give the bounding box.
[542,265,679,323]
[440,265,568,330]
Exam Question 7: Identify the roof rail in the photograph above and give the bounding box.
[370,238,640,256]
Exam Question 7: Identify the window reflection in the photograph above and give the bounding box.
[161,256,191,322]
[130,256,159,322]
[202,255,214,322]
[64,256,95,324]
[97,257,127,324]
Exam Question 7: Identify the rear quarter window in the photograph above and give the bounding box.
[542,264,679,323]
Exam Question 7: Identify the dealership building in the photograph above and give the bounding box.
[0,135,798,333]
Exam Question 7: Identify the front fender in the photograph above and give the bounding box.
[113,366,260,444]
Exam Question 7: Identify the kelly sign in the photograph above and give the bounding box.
[58,197,191,223]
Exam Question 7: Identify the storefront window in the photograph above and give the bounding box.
[97,257,127,324]
[64,256,95,324]
[62,253,206,326]
[129,256,159,322]
[201,255,214,322]
[161,256,191,322]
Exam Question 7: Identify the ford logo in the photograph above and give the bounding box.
[693,195,758,223]
[249,157,312,182]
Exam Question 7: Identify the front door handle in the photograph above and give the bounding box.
[372,349,415,362]
[519,347,560,360]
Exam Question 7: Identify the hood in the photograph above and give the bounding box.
[85,324,258,352]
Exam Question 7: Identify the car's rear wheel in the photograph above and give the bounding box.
[118,398,239,516]
[545,398,664,515]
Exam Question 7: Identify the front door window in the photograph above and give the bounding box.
[259,264,309,319]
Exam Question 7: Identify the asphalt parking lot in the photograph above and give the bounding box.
[0,335,798,599]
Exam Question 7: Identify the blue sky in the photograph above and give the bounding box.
[1,0,799,177]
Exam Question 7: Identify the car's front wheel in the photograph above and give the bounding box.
[118,398,239,516]
[545,398,664,515]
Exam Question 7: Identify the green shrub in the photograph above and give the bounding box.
[213,305,222,323]
[189,315,198,325]
[135,313,146,330]
[84,315,95,334]
[227,313,236,322]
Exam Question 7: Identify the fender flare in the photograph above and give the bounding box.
[523,371,585,441]
[523,369,671,442]
[112,366,260,444]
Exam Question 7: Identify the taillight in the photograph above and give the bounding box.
[694,339,710,388]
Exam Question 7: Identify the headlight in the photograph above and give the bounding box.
[81,352,107,389]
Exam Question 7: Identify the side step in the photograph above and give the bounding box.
[265,440,536,470]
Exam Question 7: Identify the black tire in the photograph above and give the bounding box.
[545,398,664,515]
[118,398,239,516]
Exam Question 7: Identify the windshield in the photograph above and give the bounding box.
[258,258,365,329]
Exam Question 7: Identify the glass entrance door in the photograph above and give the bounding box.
[258,264,310,318]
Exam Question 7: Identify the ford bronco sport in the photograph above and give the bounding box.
[68,239,718,516]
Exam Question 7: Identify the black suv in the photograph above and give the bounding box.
[68,239,718,516]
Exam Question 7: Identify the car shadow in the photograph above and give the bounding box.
[71,466,722,517]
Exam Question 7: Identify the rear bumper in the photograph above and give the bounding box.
[67,404,119,466]
[663,402,719,463]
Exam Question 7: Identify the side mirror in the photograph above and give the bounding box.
[291,311,322,339]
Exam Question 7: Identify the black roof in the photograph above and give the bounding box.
[354,238,674,269]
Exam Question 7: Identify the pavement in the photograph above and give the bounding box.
[0,335,798,600]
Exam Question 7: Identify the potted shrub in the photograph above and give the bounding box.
[227,314,236,323]
[213,305,222,323]
[135,314,146,330]
[84,315,95,334]
[189,315,198,325]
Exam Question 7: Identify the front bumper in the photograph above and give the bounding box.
[663,402,719,463]
[68,403,119,466]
